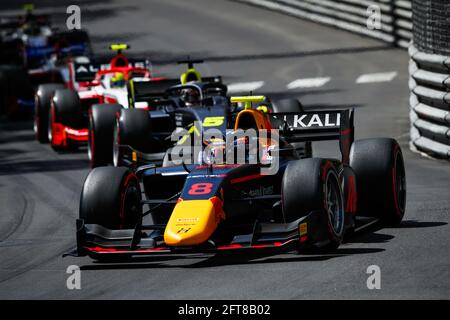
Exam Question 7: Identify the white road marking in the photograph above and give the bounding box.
[356,71,397,84]
[287,77,331,89]
[227,81,265,94]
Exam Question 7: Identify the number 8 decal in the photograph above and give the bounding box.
[188,183,213,195]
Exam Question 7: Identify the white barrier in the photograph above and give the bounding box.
[234,0,450,160]
[409,45,450,159]
[234,0,412,47]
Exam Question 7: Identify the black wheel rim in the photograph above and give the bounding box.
[121,181,141,228]
[113,120,121,167]
[395,151,406,215]
[325,171,344,236]
[33,97,39,135]
[87,116,93,163]
[47,108,52,142]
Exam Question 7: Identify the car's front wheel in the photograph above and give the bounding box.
[282,158,345,251]
[79,166,142,229]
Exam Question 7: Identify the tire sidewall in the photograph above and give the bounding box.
[80,167,142,229]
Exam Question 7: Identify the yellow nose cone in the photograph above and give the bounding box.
[164,199,222,246]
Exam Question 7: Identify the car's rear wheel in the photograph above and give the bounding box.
[88,103,123,167]
[34,84,64,143]
[282,158,345,251]
[79,166,142,229]
[350,138,406,225]
[114,108,153,167]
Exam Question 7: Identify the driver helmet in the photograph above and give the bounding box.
[181,88,201,106]
[110,72,126,88]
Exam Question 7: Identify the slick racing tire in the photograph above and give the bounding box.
[113,108,153,167]
[79,166,142,229]
[34,84,64,143]
[49,89,82,150]
[282,158,345,251]
[272,98,312,158]
[89,104,123,168]
[350,138,406,226]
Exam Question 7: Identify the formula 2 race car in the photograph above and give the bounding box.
[0,4,91,117]
[66,96,406,261]
[89,58,238,167]
[34,44,155,149]
[92,60,311,168]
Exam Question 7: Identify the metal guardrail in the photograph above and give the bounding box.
[235,0,450,160]
[409,45,450,159]
[234,0,412,47]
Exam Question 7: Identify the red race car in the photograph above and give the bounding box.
[34,44,162,151]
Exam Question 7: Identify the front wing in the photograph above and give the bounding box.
[64,211,328,260]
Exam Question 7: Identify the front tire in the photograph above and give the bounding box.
[49,89,82,150]
[88,104,123,167]
[34,83,64,143]
[79,166,142,229]
[282,158,345,251]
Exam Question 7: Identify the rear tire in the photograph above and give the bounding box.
[114,108,153,167]
[34,84,64,143]
[89,104,123,167]
[79,166,142,229]
[350,138,406,225]
[282,158,345,251]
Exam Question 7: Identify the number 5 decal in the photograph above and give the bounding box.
[203,116,224,127]
[188,183,213,195]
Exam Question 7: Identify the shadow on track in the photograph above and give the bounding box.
[387,220,447,229]
[77,218,447,270]
[79,247,385,271]
[78,243,387,270]
[93,44,396,66]
[0,159,88,175]
[139,44,396,65]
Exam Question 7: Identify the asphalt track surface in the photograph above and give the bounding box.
[0,0,449,299]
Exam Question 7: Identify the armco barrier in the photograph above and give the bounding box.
[235,0,450,160]
[409,45,450,159]
[234,0,412,47]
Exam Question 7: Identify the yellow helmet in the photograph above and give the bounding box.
[111,72,125,88]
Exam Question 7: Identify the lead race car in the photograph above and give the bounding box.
[66,96,406,261]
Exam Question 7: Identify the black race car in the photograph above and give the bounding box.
[66,96,406,261]
[89,61,311,168]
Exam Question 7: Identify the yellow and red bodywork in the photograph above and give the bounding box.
[164,197,225,246]
[234,108,273,131]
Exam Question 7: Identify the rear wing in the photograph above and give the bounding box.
[73,59,150,82]
[128,79,180,105]
[128,76,224,104]
[73,61,108,82]
[270,109,354,164]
